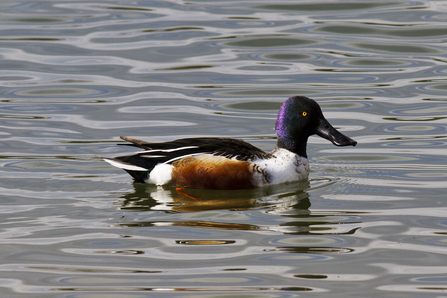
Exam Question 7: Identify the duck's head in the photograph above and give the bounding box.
[275,96,357,157]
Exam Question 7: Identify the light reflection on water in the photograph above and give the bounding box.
[1,0,447,297]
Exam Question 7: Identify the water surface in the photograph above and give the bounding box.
[1,1,447,297]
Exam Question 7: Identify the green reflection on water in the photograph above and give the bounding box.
[264,54,313,60]
[226,38,316,47]
[256,3,400,11]
[317,25,447,38]
[353,43,439,54]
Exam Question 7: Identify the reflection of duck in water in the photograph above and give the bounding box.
[118,180,311,214]
[116,181,359,236]
[105,96,356,190]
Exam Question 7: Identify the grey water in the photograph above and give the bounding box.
[1,1,447,297]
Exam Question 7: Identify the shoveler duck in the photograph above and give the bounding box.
[104,96,357,190]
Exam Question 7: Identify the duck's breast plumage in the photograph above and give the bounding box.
[252,148,309,187]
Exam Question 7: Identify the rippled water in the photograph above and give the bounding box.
[1,1,447,297]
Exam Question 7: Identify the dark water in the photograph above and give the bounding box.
[1,1,447,297]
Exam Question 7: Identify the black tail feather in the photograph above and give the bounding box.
[124,170,149,184]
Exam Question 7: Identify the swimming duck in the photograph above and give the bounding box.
[104,96,357,189]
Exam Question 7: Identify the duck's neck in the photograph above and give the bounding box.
[276,136,308,158]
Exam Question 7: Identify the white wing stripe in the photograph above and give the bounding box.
[163,154,198,164]
[104,158,148,171]
[136,146,199,154]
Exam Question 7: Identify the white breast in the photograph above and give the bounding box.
[251,148,309,186]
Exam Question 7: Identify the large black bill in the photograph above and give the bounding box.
[315,118,357,147]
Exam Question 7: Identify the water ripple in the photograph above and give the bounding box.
[1,0,447,297]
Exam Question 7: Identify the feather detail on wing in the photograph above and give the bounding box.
[118,136,272,162]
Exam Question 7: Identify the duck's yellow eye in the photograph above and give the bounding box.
[302,111,307,116]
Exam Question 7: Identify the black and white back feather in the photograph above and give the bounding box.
[104,136,272,183]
